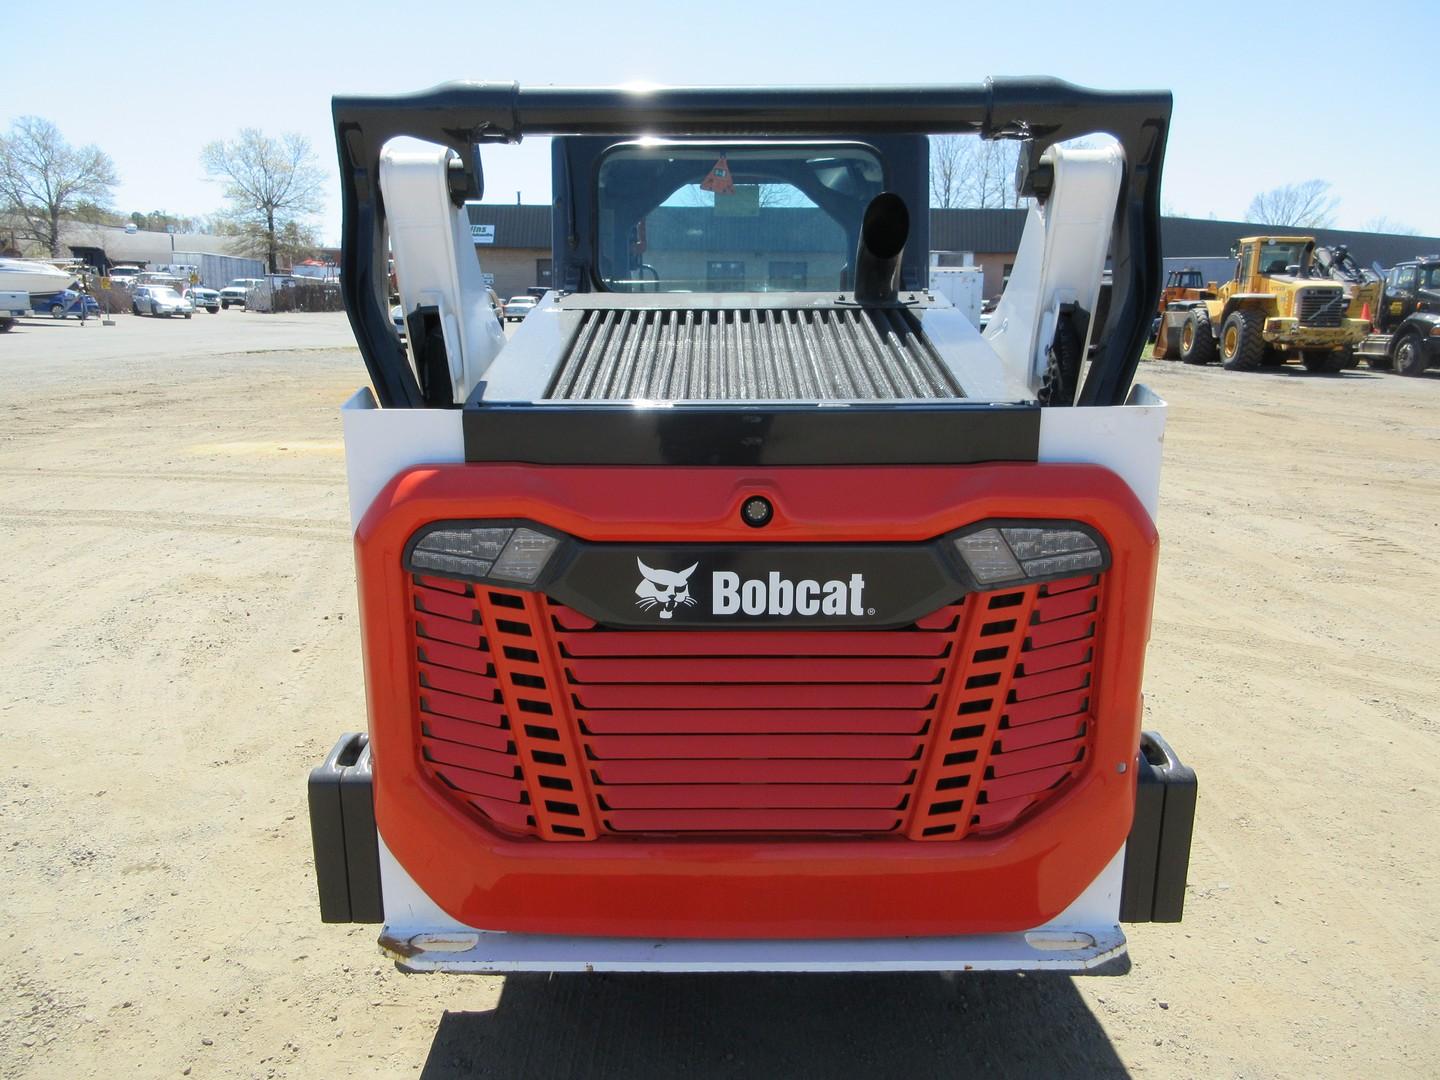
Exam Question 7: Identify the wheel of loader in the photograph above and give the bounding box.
[1301,350,1347,373]
[1219,309,1264,371]
[1393,331,1427,376]
[1179,312,1216,365]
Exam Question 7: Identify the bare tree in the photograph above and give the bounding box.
[929,136,1026,210]
[929,135,969,209]
[0,117,118,256]
[755,184,812,209]
[202,130,324,272]
[1245,180,1338,228]
[1362,215,1419,236]
[968,140,1024,209]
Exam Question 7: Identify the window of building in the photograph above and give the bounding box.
[707,261,746,291]
[535,258,553,287]
[768,261,808,290]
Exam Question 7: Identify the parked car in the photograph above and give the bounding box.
[132,285,194,318]
[391,303,406,342]
[185,286,221,314]
[220,278,266,309]
[34,289,101,319]
[107,266,143,288]
[503,295,536,322]
[978,294,1001,330]
[136,273,184,291]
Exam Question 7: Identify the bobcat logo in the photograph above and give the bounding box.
[634,558,698,619]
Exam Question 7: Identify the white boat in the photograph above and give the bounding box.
[0,258,77,298]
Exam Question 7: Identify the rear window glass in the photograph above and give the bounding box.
[596,143,884,293]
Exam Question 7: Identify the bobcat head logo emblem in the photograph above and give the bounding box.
[635,558,698,619]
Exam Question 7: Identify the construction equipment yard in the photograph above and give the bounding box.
[1,312,1437,1079]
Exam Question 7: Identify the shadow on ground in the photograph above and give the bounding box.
[1252,366,1380,378]
[0,318,103,332]
[419,971,1125,1078]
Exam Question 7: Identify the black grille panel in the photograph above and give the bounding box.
[546,307,964,401]
[1296,288,1347,328]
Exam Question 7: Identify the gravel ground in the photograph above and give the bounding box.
[1,310,1437,1078]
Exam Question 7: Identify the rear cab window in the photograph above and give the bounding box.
[595,143,885,293]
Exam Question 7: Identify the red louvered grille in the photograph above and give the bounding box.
[561,605,956,836]
[412,576,533,835]
[405,571,1102,842]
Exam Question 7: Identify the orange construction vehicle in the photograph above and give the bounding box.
[1150,268,1216,357]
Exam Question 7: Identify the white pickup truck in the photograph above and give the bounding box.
[220,278,266,309]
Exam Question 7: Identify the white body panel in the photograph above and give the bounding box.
[380,143,506,404]
[916,301,1030,401]
[1039,384,1167,521]
[469,290,572,402]
[341,387,464,530]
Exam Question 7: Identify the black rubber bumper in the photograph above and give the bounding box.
[1120,730,1198,923]
[308,733,383,923]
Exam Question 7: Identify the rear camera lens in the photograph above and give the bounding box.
[741,496,773,528]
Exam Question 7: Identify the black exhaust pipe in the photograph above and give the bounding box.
[852,192,909,305]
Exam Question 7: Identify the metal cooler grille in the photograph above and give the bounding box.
[546,307,964,401]
[406,573,1101,841]
[1296,288,1347,328]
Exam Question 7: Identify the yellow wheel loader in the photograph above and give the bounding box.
[1171,236,1368,372]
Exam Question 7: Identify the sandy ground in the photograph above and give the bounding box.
[1,309,1437,1079]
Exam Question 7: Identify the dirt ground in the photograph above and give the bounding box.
[1,310,1437,1079]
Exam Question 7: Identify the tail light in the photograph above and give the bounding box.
[953,526,1103,586]
[408,524,562,584]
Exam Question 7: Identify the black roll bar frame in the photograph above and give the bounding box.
[333,78,1170,409]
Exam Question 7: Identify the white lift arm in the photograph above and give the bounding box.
[379,143,505,404]
[983,145,1123,394]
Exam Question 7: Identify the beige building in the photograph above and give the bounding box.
[465,205,551,300]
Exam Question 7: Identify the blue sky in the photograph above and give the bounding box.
[8,0,1438,244]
